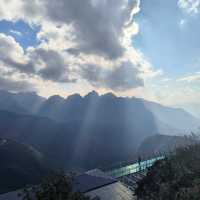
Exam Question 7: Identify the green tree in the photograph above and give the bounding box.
[135,144,200,200]
[19,172,98,200]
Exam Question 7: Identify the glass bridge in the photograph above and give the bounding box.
[106,156,164,178]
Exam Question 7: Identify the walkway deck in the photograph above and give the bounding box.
[106,156,164,178]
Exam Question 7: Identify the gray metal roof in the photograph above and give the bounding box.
[74,169,134,200]
[86,182,134,200]
[73,169,117,193]
[0,169,133,200]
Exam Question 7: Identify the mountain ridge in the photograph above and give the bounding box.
[0,90,199,172]
[0,90,199,133]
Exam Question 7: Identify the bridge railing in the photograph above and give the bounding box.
[106,156,164,178]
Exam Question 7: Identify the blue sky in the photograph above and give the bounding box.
[0,0,200,116]
[0,20,40,49]
[1,1,199,78]
[135,0,200,78]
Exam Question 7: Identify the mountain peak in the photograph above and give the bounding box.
[102,92,116,99]
[67,93,82,101]
[47,95,64,103]
[85,91,99,99]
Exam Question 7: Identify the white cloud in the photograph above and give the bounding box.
[0,0,162,95]
[0,33,32,73]
[139,80,200,106]
[1,0,199,110]
[0,33,74,82]
[178,0,200,14]
[9,30,22,36]
[179,19,187,28]
[178,72,200,82]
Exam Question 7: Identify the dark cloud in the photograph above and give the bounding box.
[38,0,138,59]
[81,61,143,91]
[66,48,80,56]
[0,1,145,92]
[105,62,144,91]
[0,33,74,82]
[30,48,75,82]
[3,58,35,74]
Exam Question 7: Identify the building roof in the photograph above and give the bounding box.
[86,182,134,200]
[73,169,117,193]
[74,169,133,200]
[0,169,133,200]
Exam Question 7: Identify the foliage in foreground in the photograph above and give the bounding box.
[19,172,97,200]
[135,144,200,200]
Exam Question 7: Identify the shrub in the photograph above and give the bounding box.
[135,144,200,200]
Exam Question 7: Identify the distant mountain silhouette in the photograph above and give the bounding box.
[0,90,27,114]
[0,90,199,170]
[0,90,45,115]
[142,100,200,132]
[13,91,45,114]
[0,90,198,132]
[36,91,199,132]
[0,138,48,194]
[138,134,197,156]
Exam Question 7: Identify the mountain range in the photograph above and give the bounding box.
[0,90,199,171]
[0,90,199,194]
[0,90,199,131]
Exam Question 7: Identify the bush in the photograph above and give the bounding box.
[135,144,200,200]
[19,172,97,200]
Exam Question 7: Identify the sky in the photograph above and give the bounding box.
[0,0,200,116]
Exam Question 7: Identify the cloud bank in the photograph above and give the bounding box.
[0,0,158,94]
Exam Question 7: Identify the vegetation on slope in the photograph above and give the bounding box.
[19,172,97,200]
[0,138,49,194]
[138,134,198,156]
[135,143,200,199]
